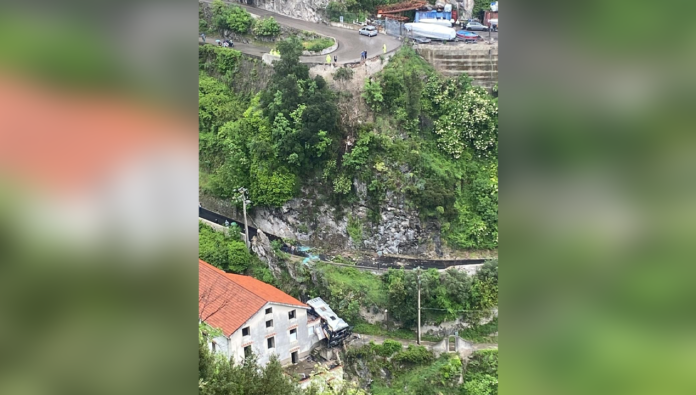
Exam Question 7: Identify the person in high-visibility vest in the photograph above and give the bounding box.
[326,54,331,65]
[383,43,387,54]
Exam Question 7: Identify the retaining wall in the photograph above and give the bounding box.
[415,44,498,88]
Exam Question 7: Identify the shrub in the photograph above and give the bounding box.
[333,67,354,81]
[393,345,434,365]
[346,214,363,246]
[213,46,241,77]
[376,339,403,357]
[438,355,462,386]
[226,6,254,33]
[303,37,335,52]
[362,79,384,112]
[333,174,352,195]
[227,240,251,272]
[253,16,281,37]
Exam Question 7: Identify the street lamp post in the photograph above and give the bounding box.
[235,188,251,250]
[414,266,422,345]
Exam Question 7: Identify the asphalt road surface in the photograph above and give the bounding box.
[200,0,402,63]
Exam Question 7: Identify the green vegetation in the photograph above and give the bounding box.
[342,344,497,394]
[462,350,498,395]
[199,36,340,207]
[200,331,301,395]
[199,222,277,285]
[325,1,369,23]
[204,1,280,39]
[199,40,497,252]
[212,0,254,34]
[253,17,281,37]
[383,260,498,326]
[345,342,463,395]
[200,323,368,395]
[302,259,497,335]
[352,322,442,342]
[333,67,354,81]
[360,47,498,249]
[308,263,387,324]
[459,317,498,343]
[303,36,335,52]
[346,214,364,246]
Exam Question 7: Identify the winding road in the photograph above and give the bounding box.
[200,0,403,64]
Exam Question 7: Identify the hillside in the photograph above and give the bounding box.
[198,38,498,258]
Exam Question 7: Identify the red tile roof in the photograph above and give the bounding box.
[198,260,307,337]
[224,273,308,309]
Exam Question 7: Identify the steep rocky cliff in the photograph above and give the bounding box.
[200,184,451,258]
[253,0,329,23]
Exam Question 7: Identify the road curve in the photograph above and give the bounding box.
[200,0,402,64]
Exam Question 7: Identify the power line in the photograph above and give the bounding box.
[420,307,494,312]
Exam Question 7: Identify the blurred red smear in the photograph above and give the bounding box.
[0,71,195,195]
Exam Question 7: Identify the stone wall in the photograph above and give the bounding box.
[415,44,498,88]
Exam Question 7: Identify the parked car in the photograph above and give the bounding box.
[456,30,482,42]
[359,25,378,37]
[465,21,489,31]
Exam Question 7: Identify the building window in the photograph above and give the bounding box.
[290,328,297,342]
[265,307,273,315]
[244,345,252,358]
[266,319,273,328]
[289,310,296,320]
[242,327,250,337]
[211,341,217,352]
[291,351,299,364]
[308,325,314,336]
[267,337,275,349]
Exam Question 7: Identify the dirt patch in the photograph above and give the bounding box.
[309,56,390,92]
[309,55,393,132]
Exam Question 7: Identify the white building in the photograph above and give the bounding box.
[199,259,322,366]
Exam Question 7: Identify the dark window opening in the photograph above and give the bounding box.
[289,310,296,319]
[265,307,272,314]
[267,337,275,349]
[244,345,252,358]
[266,319,273,328]
[242,327,250,336]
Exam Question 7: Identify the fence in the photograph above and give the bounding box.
[385,18,405,37]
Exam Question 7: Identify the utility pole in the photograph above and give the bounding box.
[236,187,251,250]
[416,266,421,345]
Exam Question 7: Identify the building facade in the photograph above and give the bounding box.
[199,260,321,366]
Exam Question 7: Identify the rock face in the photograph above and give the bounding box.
[250,183,445,257]
[251,229,282,277]
[460,0,475,20]
[200,184,448,258]
[254,0,330,23]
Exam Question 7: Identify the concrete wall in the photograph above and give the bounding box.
[215,303,314,367]
[414,44,498,88]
